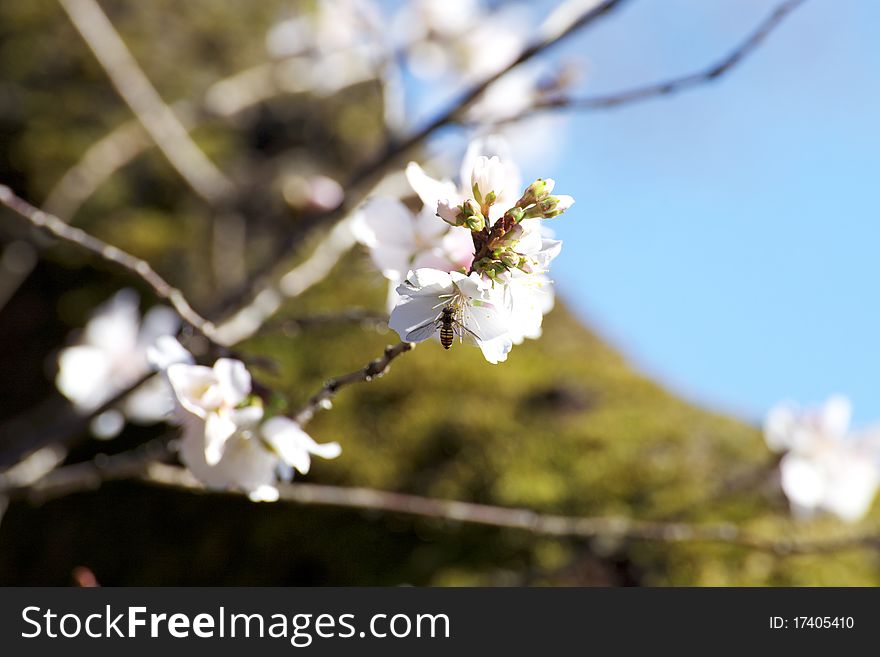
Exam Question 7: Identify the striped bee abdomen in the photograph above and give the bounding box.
[440,325,454,349]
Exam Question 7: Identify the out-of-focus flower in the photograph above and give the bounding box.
[167,359,263,466]
[168,360,341,502]
[389,268,512,364]
[55,289,186,438]
[397,0,523,82]
[764,396,880,522]
[266,0,380,59]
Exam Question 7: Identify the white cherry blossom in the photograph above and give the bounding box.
[168,359,341,502]
[55,289,183,437]
[167,359,264,466]
[764,396,880,522]
[502,270,555,344]
[389,268,512,364]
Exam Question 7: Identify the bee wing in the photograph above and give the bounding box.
[405,318,440,342]
[454,318,482,342]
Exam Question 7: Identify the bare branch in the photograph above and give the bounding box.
[294,341,414,426]
[7,455,880,557]
[58,0,235,205]
[345,0,630,191]
[0,185,219,343]
[492,0,807,124]
[213,213,360,345]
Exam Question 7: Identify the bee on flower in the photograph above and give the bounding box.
[355,136,573,364]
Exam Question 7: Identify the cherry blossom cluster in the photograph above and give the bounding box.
[353,138,573,364]
[55,293,340,501]
[764,395,880,522]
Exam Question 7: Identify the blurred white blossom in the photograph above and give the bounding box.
[168,359,341,502]
[764,395,880,522]
[55,289,186,438]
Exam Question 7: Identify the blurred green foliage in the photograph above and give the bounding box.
[0,0,877,586]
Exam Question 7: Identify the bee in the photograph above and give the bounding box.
[405,304,480,349]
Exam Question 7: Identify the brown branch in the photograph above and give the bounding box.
[0,373,153,469]
[294,341,414,426]
[58,0,234,205]
[0,185,220,343]
[347,0,629,190]
[490,0,807,124]
[6,455,879,557]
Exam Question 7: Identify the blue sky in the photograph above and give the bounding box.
[542,0,880,425]
[402,0,880,425]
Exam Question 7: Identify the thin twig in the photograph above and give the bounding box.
[0,185,219,343]
[490,0,807,124]
[0,372,153,469]
[212,213,361,345]
[6,455,879,556]
[294,341,414,426]
[58,0,235,205]
[347,0,629,191]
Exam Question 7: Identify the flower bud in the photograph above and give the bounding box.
[488,222,523,250]
[470,155,507,205]
[517,178,555,207]
[462,199,486,231]
[499,250,521,269]
[524,194,576,219]
[436,200,463,226]
[542,194,575,218]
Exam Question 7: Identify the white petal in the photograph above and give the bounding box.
[822,454,879,522]
[404,267,455,292]
[56,345,114,411]
[166,364,216,418]
[460,135,520,199]
[351,198,416,249]
[405,161,459,211]
[780,453,826,511]
[371,244,416,281]
[204,412,237,466]
[820,395,853,441]
[413,205,450,240]
[442,227,476,270]
[230,404,265,430]
[83,289,140,353]
[124,374,174,423]
[213,358,251,406]
[764,403,798,452]
[146,335,194,371]
[477,333,513,364]
[262,416,340,474]
[138,305,180,348]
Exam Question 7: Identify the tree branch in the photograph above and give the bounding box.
[491,0,806,124]
[6,455,879,557]
[294,341,414,426]
[0,185,220,343]
[58,0,235,205]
